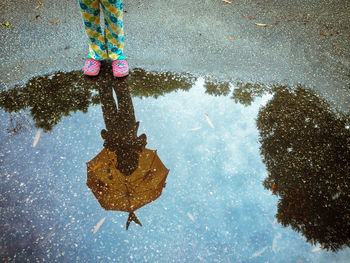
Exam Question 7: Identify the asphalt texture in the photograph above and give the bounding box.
[1,1,350,261]
[0,0,349,112]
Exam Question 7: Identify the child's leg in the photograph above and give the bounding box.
[100,0,126,61]
[79,0,108,60]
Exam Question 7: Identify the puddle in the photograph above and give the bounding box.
[0,68,349,262]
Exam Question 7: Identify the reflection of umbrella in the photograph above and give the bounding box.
[87,79,169,230]
[87,147,169,229]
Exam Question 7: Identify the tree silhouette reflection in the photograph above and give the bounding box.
[0,66,194,132]
[257,86,350,251]
[203,79,231,96]
[0,71,100,132]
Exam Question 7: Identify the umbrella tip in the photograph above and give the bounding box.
[126,212,142,230]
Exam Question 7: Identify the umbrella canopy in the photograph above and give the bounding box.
[87,147,169,228]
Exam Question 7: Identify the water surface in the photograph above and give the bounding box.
[0,67,349,262]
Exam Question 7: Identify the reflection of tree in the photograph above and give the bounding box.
[0,66,194,132]
[0,71,100,132]
[257,87,350,251]
[231,82,268,106]
[204,79,230,96]
[127,68,194,99]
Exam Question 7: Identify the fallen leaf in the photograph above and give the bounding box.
[187,213,195,222]
[35,4,44,9]
[254,23,269,27]
[50,20,60,25]
[275,19,280,25]
[1,22,12,28]
[334,43,339,51]
[244,15,256,19]
[301,21,309,24]
[226,36,235,40]
[37,229,55,246]
[93,217,106,234]
[35,0,44,9]
[319,30,327,37]
[204,113,215,128]
[33,131,41,147]
[222,0,232,3]
[251,246,268,258]
[311,247,322,252]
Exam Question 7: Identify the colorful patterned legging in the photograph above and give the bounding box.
[79,0,125,61]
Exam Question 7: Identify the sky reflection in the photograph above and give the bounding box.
[0,70,349,262]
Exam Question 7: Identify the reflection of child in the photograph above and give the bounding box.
[101,127,147,176]
[79,0,129,77]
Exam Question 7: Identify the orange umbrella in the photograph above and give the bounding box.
[87,147,169,230]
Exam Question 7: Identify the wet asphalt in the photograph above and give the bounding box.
[1,1,350,260]
[0,0,349,112]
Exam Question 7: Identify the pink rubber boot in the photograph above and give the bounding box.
[83,58,101,76]
[112,59,129,77]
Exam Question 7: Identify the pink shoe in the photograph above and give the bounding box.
[83,58,101,76]
[112,59,129,77]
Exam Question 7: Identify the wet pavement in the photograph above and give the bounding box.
[1,0,350,262]
[0,67,349,262]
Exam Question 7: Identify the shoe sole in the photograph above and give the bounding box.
[84,71,99,76]
[114,71,129,77]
